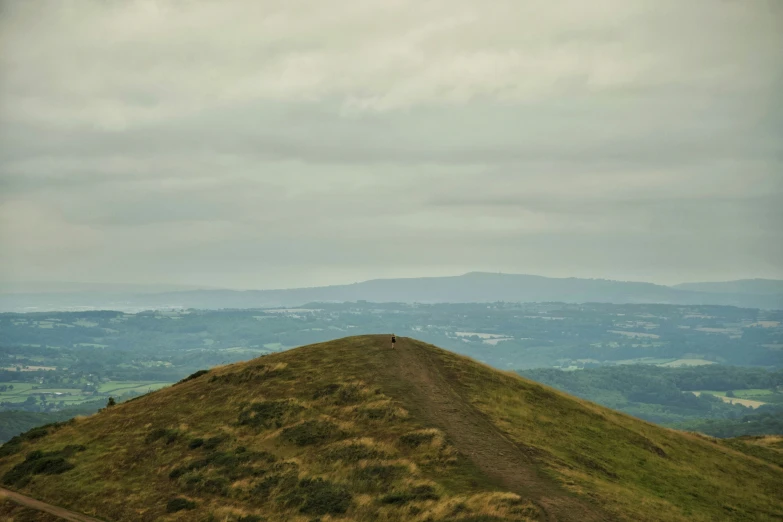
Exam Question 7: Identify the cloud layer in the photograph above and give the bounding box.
[1,0,781,288]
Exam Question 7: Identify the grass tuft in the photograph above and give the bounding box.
[145,427,180,444]
[166,497,196,512]
[280,420,342,446]
[399,431,436,448]
[177,369,210,385]
[380,484,440,505]
[239,400,304,430]
[321,441,389,463]
[281,477,352,515]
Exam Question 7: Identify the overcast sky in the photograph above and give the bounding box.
[1,0,781,289]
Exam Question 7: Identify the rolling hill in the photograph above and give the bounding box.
[2,273,782,311]
[0,336,781,521]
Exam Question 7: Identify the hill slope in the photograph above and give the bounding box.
[0,336,781,521]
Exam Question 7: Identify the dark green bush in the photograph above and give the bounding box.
[270,461,299,474]
[169,467,187,480]
[399,432,435,448]
[253,472,298,499]
[26,450,45,461]
[312,383,364,405]
[60,445,87,457]
[170,448,277,482]
[380,484,439,505]
[207,451,243,468]
[189,438,205,449]
[359,407,389,420]
[455,515,504,522]
[239,400,304,430]
[353,464,407,489]
[0,440,22,458]
[312,383,341,400]
[380,493,413,505]
[166,497,196,512]
[281,421,340,446]
[201,477,230,496]
[169,459,210,479]
[203,435,228,450]
[2,451,75,486]
[183,474,203,488]
[252,450,277,464]
[25,428,50,440]
[0,426,55,457]
[145,427,179,444]
[336,385,363,405]
[282,478,352,515]
[177,369,209,385]
[321,443,388,463]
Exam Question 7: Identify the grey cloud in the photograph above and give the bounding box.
[0,0,781,288]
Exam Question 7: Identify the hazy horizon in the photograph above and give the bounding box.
[2,1,781,290]
[1,271,782,295]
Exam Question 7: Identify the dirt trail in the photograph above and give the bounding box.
[387,338,610,522]
[0,487,103,522]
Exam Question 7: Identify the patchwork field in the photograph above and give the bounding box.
[691,392,767,409]
[0,381,171,407]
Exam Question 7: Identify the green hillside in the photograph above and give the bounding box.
[0,336,781,521]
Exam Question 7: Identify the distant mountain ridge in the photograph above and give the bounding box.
[1,272,781,311]
[0,281,217,294]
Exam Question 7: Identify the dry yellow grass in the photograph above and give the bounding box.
[0,335,781,522]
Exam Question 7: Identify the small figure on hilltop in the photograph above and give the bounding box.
[391,333,396,349]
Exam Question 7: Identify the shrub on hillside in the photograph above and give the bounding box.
[335,384,364,405]
[459,515,505,522]
[145,427,180,444]
[312,383,365,405]
[177,369,209,385]
[281,421,341,446]
[321,443,389,463]
[166,497,196,512]
[239,400,304,430]
[2,450,76,486]
[380,484,439,505]
[312,383,341,400]
[60,445,87,457]
[281,477,352,515]
[0,424,62,458]
[352,464,408,490]
[186,475,230,496]
[203,435,229,450]
[399,432,435,448]
[170,448,278,482]
[253,471,299,499]
[358,405,397,421]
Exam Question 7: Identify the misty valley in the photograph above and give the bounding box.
[1,302,781,442]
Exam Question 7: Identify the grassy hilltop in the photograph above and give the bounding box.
[0,336,781,521]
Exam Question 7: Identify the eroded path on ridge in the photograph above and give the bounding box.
[0,487,104,522]
[387,338,610,522]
